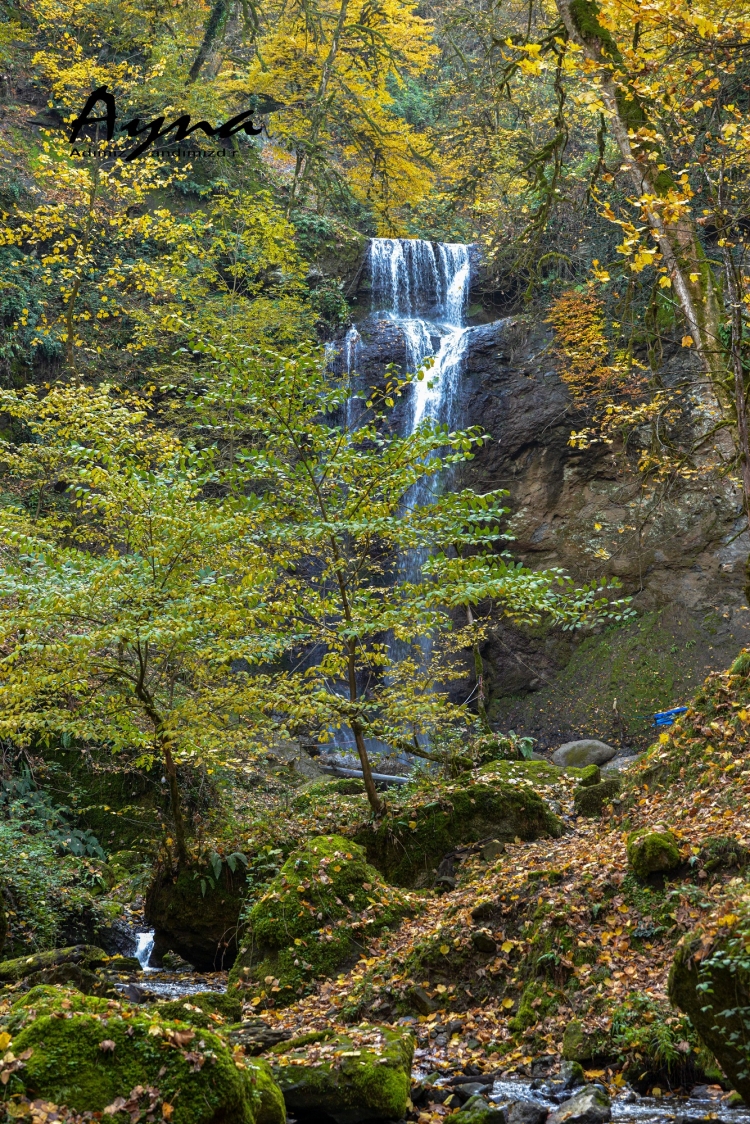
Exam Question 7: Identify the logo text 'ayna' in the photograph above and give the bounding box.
[69,86,263,162]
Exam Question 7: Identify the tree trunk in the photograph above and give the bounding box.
[347,643,383,815]
[188,0,232,83]
[161,737,189,866]
[722,244,750,602]
[466,603,490,733]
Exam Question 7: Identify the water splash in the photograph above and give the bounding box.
[135,930,154,970]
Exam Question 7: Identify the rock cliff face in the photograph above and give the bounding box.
[330,251,750,750]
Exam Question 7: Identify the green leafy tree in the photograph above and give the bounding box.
[187,338,632,814]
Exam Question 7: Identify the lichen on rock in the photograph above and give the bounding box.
[228,835,410,1006]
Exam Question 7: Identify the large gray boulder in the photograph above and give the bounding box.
[548,1086,611,1124]
[551,740,617,767]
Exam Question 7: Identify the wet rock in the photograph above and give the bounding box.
[506,1100,549,1124]
[559,1061,586,1089]
[472,929,497,954]
[269,1025,414,1124]
[573,777,621,817]
[102,955,142,973]
[547,1085,611,1124]
[551,741,617,767]
[161,950,195,971]
[627,829,681,879]
[457,1082,494,1101]
[452,1096,507,1123]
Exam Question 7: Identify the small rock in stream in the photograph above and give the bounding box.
[547,1085,611,1124]
[507,1101,549,1124]
[451,1095,507,1124]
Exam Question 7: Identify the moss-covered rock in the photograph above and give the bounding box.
[146,862,247,971]
[356,780,561,886]
[7,988,283,1123]
[577,765,602,788]
[244,1057,286,1124]
[155,990,243,1028]
[0,944,108,983]
[669,925,750,1101]
[627,829,681,879]
[562,1019,606,1063]
[269,1025,414,1122]
[573,777,621,817]
[451,1097,506,1124]
[228,836,410,1006]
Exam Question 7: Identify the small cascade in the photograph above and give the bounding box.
[135,930,154,970]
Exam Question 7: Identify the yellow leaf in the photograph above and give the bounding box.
[408,821,417,830]
[681,335,694,348]
[0,1034,10,1052]
[658,275,672,288]
[440,944,450,954]
[436,984,447,993]
[502,997,514,1009]
[250,996,263,1006]
[501,941,514,953]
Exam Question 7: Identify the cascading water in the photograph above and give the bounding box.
[135,930,154,970]
[368,238,471,433]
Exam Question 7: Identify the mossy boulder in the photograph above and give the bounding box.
[577,765,602,788]
[562,1019,606,1063]
[669,926,750,1101]
[269,1025,414,1123]
[356,780,561,886]
[155,990,243,1028]
[7,988,283,1124]
[228,835,410,1006]
[145,862,247,971]
[0,944,108,983]
[452,1097,506,1124]
[573,777,621,818]
[627,829,681,879]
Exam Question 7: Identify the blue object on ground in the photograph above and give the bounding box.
[654,706,688,727]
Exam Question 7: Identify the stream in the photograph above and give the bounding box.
[123,929,227,999]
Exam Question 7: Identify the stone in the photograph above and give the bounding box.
[269,1026,414,1124]
[562,1020,603,1063]
[228,1019,292,1055]
[355,780,562,886]
[25,963,117,998]
[506,1101,549,1124]
[161,949,195,971]
[669,929,750,1101]
[8,986,283,1123]
[573,777,621,817]
[627,829,681,879]
[146,862,248,971]
[154,990,242,1027]
[482,840,506,861]
[577,765,601,788]
[559,1061,586,1089]
[228,835,409,1006]
[547,1086,611,1124]
[472,929,497,954]
[0,944,108,983]
[471,901,496,922]
[409,985,439,1015]
[551,741,617,767]
[457,1082,493,1101]
[601,755,641,775]
[452,1095,507,1124]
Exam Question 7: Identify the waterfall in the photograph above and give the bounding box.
[369,238,470,431]
[135,930,155,969]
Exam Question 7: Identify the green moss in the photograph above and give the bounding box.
[145,862,248,972]
[244,1057,285,1124]
[577,765,602,788]
[478,759,564,786]
[155,990,243,1027]
[562,1018,606,1063]
[626,829,681,879]
[509,980,556,1031]
[9,991,279,1124]
[228,836,410,1005]
[270,1026,414,1121]
[574,777,621,817]
[356,780,561,886]
[0,944,108,983]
